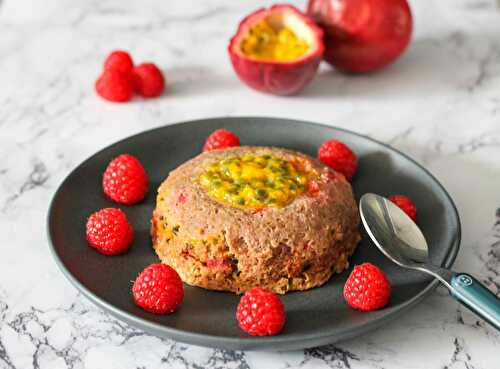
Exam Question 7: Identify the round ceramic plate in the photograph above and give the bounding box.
[47,117,461,351]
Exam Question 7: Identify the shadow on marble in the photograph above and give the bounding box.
[161,65,239,98]
[300,32,500,99]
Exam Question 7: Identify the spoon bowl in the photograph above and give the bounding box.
[360,193,428,266]
[359,193,500,331]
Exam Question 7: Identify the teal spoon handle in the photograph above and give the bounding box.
[450,273,500,330]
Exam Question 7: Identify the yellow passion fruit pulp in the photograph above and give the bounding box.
[200,154,312,208]
[240,20,310,61]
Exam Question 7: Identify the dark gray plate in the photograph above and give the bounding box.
[47,117,461,351]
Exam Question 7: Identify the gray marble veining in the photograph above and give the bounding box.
[0,0,499,368]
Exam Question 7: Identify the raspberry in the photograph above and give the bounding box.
[104,50,134,74]
[203,129,241,152]
[95,69,134,103]
[102,154,149,205]
[206,258,231,271]
[132,264,184,314]
[318,139,358,180]
[389,195,417,222]
[86,208,133,255]
[236,287,285,336]
[132,63,165,97]
[343,263,391,311]
[306,179,320,196]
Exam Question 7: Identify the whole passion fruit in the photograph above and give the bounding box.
[228,4,325,95]
[307,0,412,73]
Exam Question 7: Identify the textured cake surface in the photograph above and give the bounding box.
[151,146,361,294]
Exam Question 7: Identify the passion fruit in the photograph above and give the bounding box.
[307,0,412,73]
[228,4,325,95]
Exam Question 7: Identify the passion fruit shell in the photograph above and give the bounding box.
[228,4,325,95]
[307,0,412,73]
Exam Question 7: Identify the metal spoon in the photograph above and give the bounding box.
[359,193,500,330]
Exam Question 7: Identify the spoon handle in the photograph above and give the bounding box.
[449,273,500,330]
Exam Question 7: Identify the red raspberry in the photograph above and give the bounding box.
[86,208,133,255]
[104,50,134,74]
[318,139,358,181]
[389,195,417,222]
[343,263,391,311]
[102,154,148,205]
[206,258,231,271]
[132,264,184,314]
[236,287,285,336]
[132,63,165,97]
[203,129,241,152]
[95,69,133,103]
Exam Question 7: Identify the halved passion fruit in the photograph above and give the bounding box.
[199,154,313,208]
[228,4,324,95]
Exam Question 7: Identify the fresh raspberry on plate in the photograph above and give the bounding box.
[318,139,358,180]
[86,208,133,255]
[236,287,285,336]
[343,263,391,311]
[389,195,417,222]
[104,50,134,74]
[132,263,184,314]
[95,69,134,103]
[203,129,241,152]
[132,63,165,97]
[102,154,148,205]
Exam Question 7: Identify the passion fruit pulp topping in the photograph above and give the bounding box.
[240,20,310,61]
[200,154,313,208]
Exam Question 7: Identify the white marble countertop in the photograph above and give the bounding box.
[1,0,500,367]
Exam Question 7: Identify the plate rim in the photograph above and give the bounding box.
[47,116,462,350]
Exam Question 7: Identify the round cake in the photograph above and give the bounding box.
[151,146,360,294]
